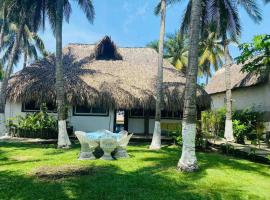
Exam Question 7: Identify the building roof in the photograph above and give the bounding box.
[7,36,210,111]
[205,62,268,95]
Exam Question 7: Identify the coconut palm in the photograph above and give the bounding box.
[42,0,94,148]
[146,40,159,52]
[164,33,189,73]
[0,0,32,134]
[0,2,8,48]
[199,26,224,84]
[150,0,167,150]
[209,0,261,142]
[1,23,47,69]
[177,0,202,172]
[12,0,94,147]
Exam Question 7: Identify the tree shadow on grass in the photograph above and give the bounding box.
[0,143,267,199]
[131,146,270,180]
[0,164,252,200]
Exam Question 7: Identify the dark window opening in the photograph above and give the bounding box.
[129,109,182,119]
[73,105,108,116]
[22,101,57,112]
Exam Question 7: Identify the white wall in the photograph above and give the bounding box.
[211,84,270,112]
[4,102,115,133]
[128,117,181,134]
[70,110,114,132]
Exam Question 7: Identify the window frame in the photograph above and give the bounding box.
[21,101,57,113]
[73,105,109,116]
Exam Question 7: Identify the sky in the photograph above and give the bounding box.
[15,0,270,77]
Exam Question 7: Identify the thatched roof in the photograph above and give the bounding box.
[7,36,210,111]
[206,63,268,95]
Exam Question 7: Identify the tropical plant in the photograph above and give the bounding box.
[1,23,47,68]
[199,26,224,84]
[146,40,159,52]
[0,0,35,135]
[232,120,248,144]
[7,104,58,139]
[150,0,166,150]
[236,34,270,75]
[164,33,188,72]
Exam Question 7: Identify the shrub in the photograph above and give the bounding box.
[7,104,58,139]
[201,108,226,138]
[232,120,248,144]
[168,125,182,146]
[201,108,264,144]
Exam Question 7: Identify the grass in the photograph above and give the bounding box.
[0,142,270,200]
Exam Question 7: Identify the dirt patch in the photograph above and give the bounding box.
[10,156,33,161]
[31,165,97,180]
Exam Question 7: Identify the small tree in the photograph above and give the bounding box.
[236,34,270,75]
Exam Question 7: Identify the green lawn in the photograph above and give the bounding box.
[0,142,269,200]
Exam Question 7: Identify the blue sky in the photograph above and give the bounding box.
[17,0,270,73]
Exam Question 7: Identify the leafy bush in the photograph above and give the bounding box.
[7,104,58,139]
[232,120,248,144]
[201,108,226,138]
[168,125,182,146]
[201,108,264,144]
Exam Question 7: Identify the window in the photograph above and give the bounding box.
[22,101,40,112]
[129,109,181,119]
[129,109,144,117]
[161,110,182,119]
[22,101,57,112]
[73,105,108,116]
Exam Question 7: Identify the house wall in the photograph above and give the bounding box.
[4,102,115,133]
[210,84,270,130]
[128,118,181,134]
[211,84,270,112]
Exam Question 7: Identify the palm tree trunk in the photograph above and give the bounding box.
[56,0,71,148]
[224,42,234,142]
[177,0,202,172]
[0,3,6,48]
[206,74,209,85]
[23,51,28,68]
[0,19,26,136]
[150,0,166,150]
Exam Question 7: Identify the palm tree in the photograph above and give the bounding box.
[1,23,47,69]
[0,1,7,48]
[45,0,94,148]
[7,0,95,147]
[146,40,159,52]
[199,26,224,84]
[150,0,166,150]
[210,0,261,141]
[165,33,189,73]
[176,0,202,172]
[0,0,30,135]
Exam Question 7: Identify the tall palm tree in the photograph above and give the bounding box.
[0,0,30,135]
[46,0,95,148]
[177,0,202,172]
[210,0,261,141]
[3,0,94,147]
[150,0,167,150]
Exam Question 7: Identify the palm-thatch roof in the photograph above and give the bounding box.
[206,63,268,95]
[7,36,210,111]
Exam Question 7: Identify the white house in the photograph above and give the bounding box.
[3,36,210,136]
[205,63,270,123]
